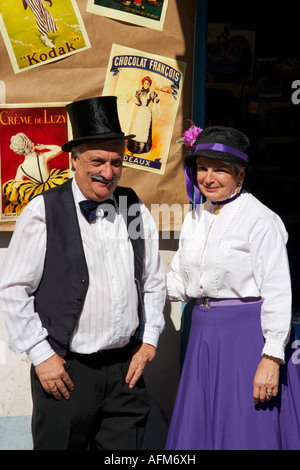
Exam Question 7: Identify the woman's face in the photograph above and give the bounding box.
[143,80,150,89]
[196,156,245,202]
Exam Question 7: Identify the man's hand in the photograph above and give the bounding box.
[125,342,156,389]
[35,353,74,400]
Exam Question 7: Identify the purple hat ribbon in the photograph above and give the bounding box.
[195,142,249,162]
[184,164,202,214]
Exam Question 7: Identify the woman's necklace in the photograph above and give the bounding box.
[211,191,241,215]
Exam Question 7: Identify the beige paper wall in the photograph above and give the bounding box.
[0,0,196,230]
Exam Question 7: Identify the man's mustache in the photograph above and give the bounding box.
[89,173,120,184]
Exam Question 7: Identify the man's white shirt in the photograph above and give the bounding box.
[0,179,165,365]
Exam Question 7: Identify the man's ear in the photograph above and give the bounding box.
[70,150,78,170]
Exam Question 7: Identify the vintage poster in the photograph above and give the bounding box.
[0,0,90,74]
[86,0,168,32]
[0,103,72,221]
[103,44,186,174]
[207,23,256,83]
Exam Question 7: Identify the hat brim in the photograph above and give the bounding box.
[185,149,247,168]
[62,133,135,153]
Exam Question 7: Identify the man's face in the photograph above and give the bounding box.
[71,140,125,202]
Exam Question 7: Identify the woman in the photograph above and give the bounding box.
[166,125,300,450]
[127,76,160,155]
[22,0,57,48]
[3,132,71,214]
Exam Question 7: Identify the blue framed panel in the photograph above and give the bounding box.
[181,0,208,364]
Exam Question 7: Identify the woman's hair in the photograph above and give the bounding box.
[142,76,152,86]
[196,155,245,178]
[10,133,32,155]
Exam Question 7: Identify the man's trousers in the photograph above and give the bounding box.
[30,343,150,450]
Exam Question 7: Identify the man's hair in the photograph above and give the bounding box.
[72,139,126,158]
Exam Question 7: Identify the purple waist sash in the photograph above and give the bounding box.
[196,296,261,309]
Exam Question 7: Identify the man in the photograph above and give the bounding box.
[0,96,166,450]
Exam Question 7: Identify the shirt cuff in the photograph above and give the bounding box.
[137,325,160,348]
[27,339,56,366]
[262,340,285,363]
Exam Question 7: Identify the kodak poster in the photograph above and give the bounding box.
[0,0,90,74]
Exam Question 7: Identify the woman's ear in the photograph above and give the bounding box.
[238,167,246,184]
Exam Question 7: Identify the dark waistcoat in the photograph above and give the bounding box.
[34,178,144,357]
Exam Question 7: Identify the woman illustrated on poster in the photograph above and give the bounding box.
[22,0,57,48]
[127,76,161,155]
[121,1,162,7]
[2,132,71,214]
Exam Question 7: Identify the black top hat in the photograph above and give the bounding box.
[185,126,250,168]
[62,96,135,152]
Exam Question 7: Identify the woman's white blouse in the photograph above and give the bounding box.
[167,191,292,361]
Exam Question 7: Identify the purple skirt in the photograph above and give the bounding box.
[166,300,300,450]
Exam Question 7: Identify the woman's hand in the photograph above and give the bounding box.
[253,355,281,404]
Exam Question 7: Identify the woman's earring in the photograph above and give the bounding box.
[237,178,244,194]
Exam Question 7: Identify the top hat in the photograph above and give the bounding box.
[185,126,250,168]
[62,96,135,152]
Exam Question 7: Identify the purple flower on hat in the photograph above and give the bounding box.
[177,120,202,150]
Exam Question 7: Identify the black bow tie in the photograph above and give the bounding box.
[79,199,116,223]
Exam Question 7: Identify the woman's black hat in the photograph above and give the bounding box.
[62,96,135,152]
[185,126,250,168]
